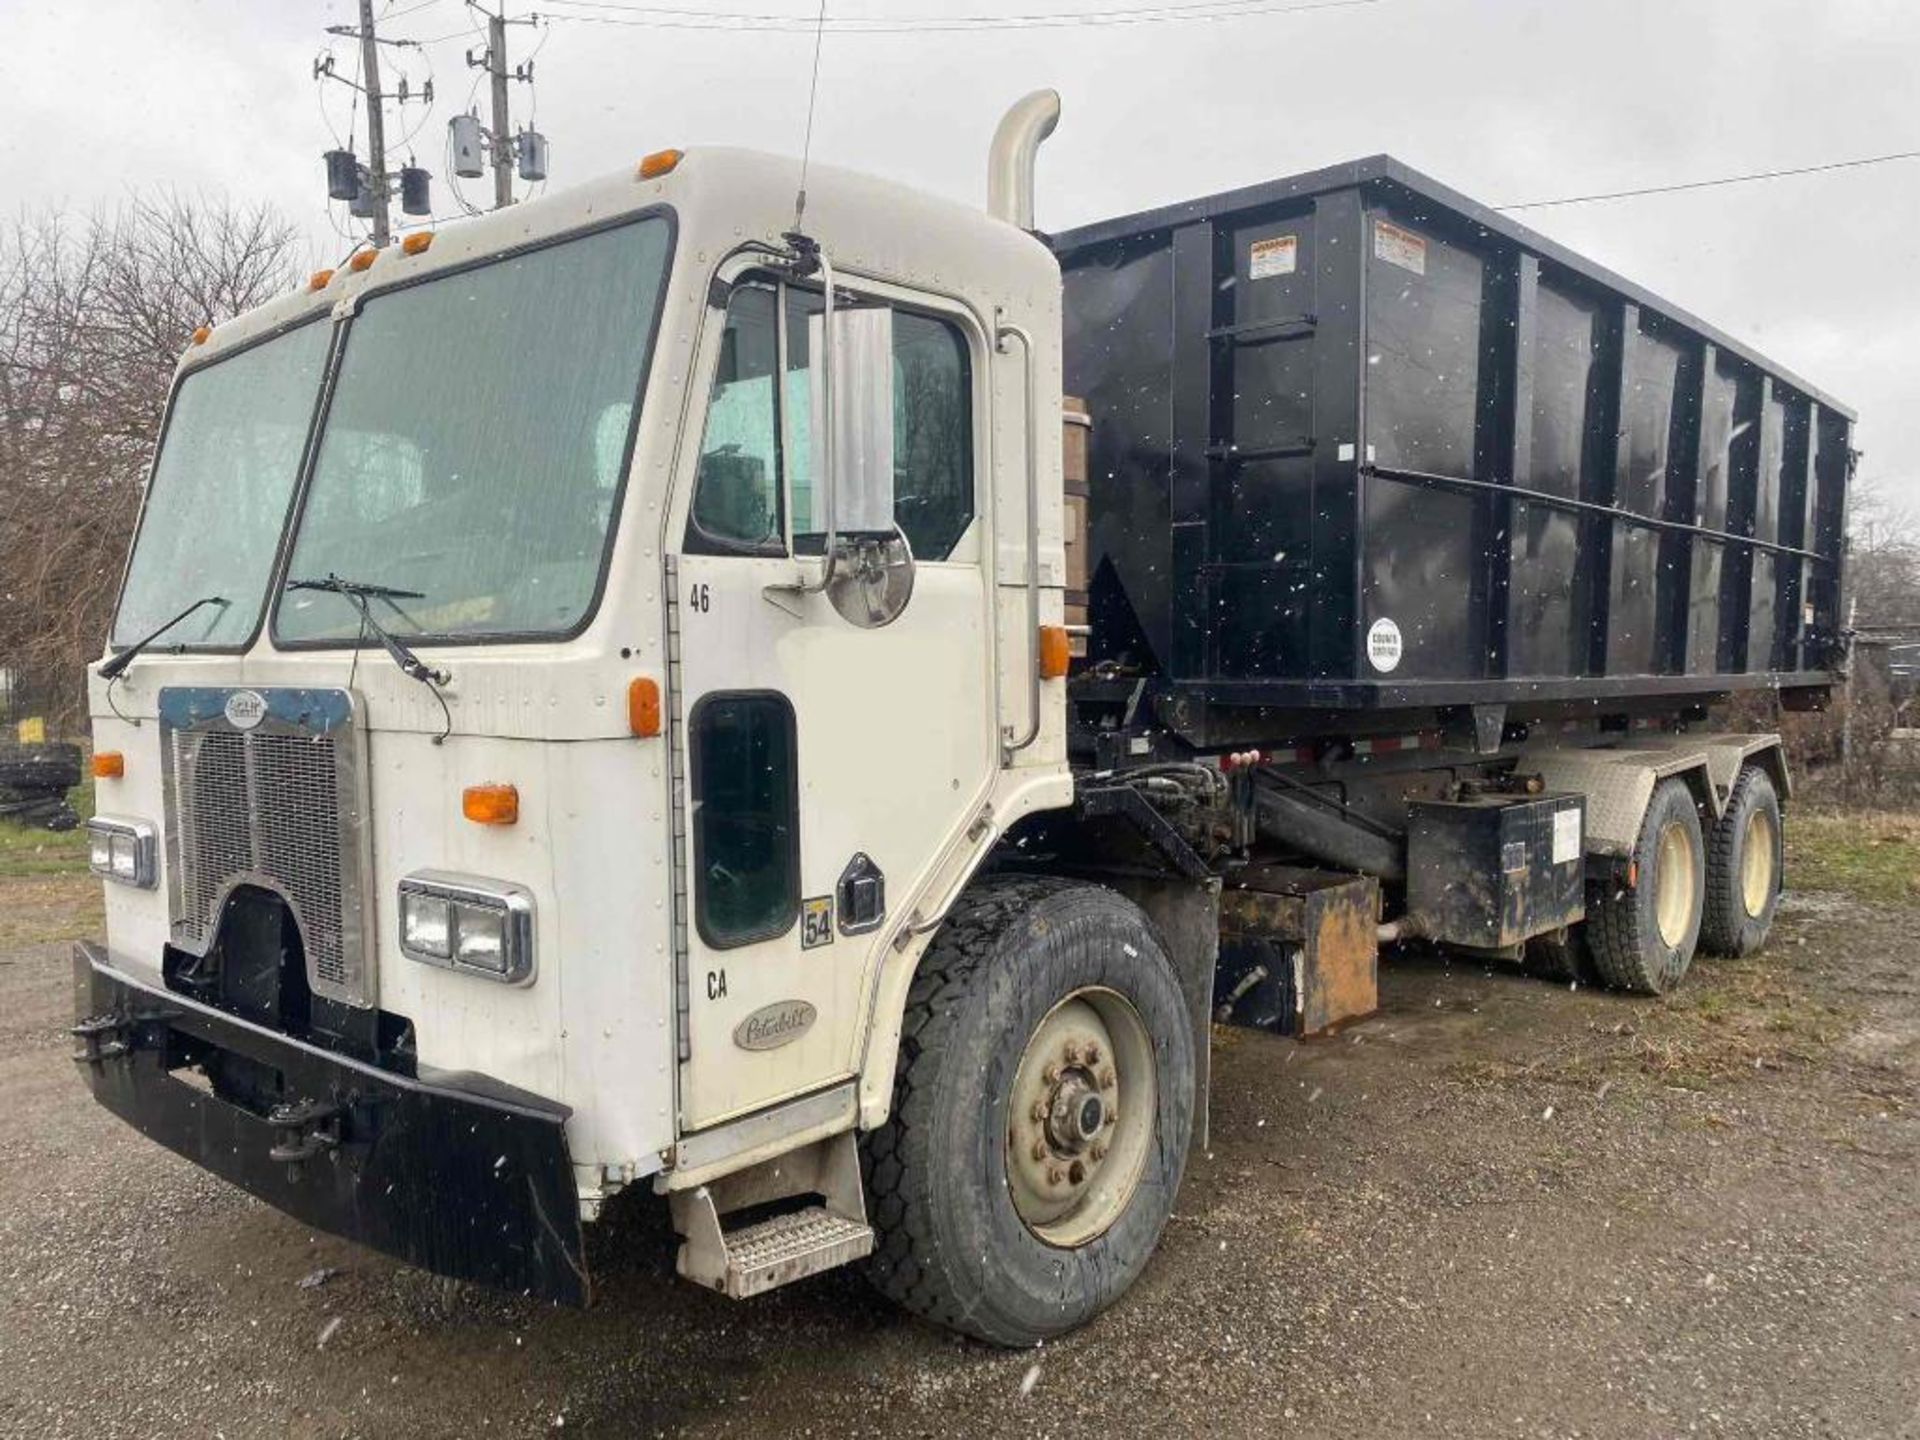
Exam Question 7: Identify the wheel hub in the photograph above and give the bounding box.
[1046,1076,1106,1154]
[1004,989,1154,1247]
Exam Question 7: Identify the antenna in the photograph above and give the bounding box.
[792,0,829,232]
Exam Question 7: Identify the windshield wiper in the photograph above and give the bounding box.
[99,594,230,679]
[287,574,450,687]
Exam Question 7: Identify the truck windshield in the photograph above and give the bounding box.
[276,216,671,644]
[111,320,331,649]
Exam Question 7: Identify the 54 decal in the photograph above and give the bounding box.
[801,896,834,949]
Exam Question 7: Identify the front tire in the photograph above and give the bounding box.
[1588,777,1705,995]
[863,876,1195,1347]
[1700,765,1783,957]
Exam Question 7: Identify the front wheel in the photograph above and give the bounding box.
[863,876,1195,1347]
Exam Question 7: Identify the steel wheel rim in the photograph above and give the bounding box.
[1741,807,1777,918]
[1654,818,1697,948]
[1004,985,1156,1248]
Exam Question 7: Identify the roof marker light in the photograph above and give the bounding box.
[308,268,335,291]
[637,148,683,181]
[349,250,378,273]
[402,231,433,256]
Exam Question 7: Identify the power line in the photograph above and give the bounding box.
[536,0,1381,34]
[1499,148,1920,211]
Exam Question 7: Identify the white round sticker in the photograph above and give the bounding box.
[1366,618,1403,674]
[223,689,268,730]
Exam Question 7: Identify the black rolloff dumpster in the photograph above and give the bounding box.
[1054,156,1853,743]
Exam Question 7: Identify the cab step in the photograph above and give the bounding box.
[669,1130,873,1299]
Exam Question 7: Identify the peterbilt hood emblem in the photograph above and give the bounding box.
[222,690,268,730]
[733,1000,817,1052]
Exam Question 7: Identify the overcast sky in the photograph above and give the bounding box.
[4,0,1914,500]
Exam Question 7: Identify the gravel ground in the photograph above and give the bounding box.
[2,871,1915,1439]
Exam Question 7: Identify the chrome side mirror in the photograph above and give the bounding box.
[808,295,914,627]
[811,304,896,536]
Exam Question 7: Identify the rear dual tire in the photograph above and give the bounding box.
[1700,766,1783,958]
[1587,777,1706,995]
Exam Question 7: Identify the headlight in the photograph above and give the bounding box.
[398,872,534,985]
[87,816,156,889]
[400,891,452,958]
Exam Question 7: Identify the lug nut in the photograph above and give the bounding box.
[1030,1100,1047,1123]
[1085,1043,1101,1065]
[1047,1166,1064,1185]
[1031,1140,1048,1161]
[1062,1041,1080,1065]
[1100,1068,1116,1090]
[1104,1109,1118,1127]
[1090,1143,1107,1162]
[1043,1064,1060,1085]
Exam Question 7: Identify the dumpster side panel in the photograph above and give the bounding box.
[1055,155,1853,729]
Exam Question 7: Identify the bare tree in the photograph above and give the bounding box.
[1846,477,1920,630]
[0,193,299,732]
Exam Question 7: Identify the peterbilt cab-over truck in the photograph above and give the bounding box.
[73,93,1851,1346]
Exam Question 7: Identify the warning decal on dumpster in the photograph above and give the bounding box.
[1366,617,1403,673]
[1249,234,1298,280]
[1373,219,1427,276]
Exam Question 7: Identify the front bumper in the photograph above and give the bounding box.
[71,941,588,1305]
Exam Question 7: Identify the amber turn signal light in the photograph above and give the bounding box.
[628,677,662,738]
[190,325,211,345]
[1038,624,1071,679]
[91,751,125,780]
[462,783,519,826]
[637,148,684,180]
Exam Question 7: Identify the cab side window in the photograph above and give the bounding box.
[688,284,783,554]
[688,277,974,560]
[691,693,799,948]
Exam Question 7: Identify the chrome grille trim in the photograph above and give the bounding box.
[158,687,375,1008]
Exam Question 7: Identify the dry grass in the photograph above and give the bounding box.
[1450,943,1850,1094]
[0,874,102,949]
[0,779,92,881]
[1787,810,1920,905]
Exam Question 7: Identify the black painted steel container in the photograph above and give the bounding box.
[1054,157,1853,733]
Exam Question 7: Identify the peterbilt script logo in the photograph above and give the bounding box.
[222,690,268,731]
[732,1000,817,1052]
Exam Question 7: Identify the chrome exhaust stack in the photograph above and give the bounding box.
[987,89,1061,230]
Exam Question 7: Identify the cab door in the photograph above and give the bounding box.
[668,264,996,1130]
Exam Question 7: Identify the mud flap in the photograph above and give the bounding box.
[72,942,588,1305]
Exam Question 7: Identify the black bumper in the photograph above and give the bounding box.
[72,941,588,1305]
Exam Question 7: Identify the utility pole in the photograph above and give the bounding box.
[463,3,542,211]
[357,0,391,247]
[317,11,433,245]
[486,8,512,210]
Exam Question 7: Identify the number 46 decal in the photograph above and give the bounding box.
[687,581,711,613]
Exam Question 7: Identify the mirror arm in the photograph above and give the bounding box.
[996,314,1044,760]
[789,246,840,596]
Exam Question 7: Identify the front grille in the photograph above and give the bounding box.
[159,688,373,1007]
